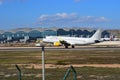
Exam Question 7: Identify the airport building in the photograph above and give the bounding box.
[0,28,57,43]
[0,28,110,43]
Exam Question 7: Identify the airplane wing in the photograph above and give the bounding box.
[59,39,76,48]
[59,40,74,46]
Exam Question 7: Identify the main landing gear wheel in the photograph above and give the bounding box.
[65,46,68,48]
[71,45,75,48]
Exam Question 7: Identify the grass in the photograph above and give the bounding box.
[0,49,120,80]
[1,50,120,64]
[0,66,120,80]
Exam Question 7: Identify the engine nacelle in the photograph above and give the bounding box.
[54,41,61,46]
[94,40,100,43]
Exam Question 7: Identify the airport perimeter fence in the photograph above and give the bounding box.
[0,64,120,80]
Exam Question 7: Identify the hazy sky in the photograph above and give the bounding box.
[0,0,120,30]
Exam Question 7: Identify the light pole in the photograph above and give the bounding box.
[41,45,45,80]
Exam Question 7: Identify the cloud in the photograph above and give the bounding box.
[38,13,108,25]
[0,0,3,5]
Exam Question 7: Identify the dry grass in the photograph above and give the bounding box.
[0,49,120,80]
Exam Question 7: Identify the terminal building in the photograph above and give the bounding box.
[0,28,57,43]
[0,28,110,44]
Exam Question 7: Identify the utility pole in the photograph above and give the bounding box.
[41,45,45,80]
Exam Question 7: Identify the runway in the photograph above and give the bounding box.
[0,47,120,51]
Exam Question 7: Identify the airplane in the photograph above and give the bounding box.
[101,35,119,41]
[42,29,102,48]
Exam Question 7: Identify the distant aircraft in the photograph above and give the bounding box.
[101,35,119,41]
[42,29,102,48]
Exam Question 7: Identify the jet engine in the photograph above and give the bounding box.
[53,41,61,46]
[94,40,100,43]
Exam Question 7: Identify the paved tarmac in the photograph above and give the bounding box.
[0,46,120,51]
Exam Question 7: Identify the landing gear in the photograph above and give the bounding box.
[64,45,75,48]
[65,46,68,48]
[71,45,75,48]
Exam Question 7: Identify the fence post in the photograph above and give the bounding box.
[15,65,22,80]
[63,65,77,80]
[63,68,71,80]
[71,65,77,80]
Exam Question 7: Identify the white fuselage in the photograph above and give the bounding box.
[42,29,102,47]
[43,36,95,45]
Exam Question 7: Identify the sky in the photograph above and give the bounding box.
[0,0,120,30]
